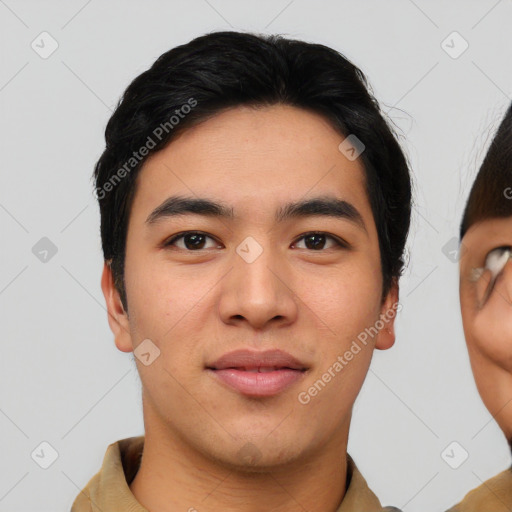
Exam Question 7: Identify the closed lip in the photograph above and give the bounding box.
[206,349,309,371]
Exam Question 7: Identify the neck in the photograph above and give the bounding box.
[130,407,349,512]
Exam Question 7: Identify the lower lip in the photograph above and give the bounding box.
[208,368,305,397]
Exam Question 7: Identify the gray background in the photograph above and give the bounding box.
[1,0,511,510]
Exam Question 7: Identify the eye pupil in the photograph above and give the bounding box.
[305,234,326,250]
[185,233,206,250]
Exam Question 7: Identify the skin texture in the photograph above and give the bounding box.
[101,104,399,512]
[460,216,512,443]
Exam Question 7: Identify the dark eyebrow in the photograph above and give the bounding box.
[275,196,366,231]
[146,194,366,231]
[146,196,235,224]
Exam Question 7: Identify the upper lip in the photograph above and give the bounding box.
[207,349,308,371]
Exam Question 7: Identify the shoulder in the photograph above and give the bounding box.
[70,436,145,512]
[342,455,403,512]
[446,468,512,511]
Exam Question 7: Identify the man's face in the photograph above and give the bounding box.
[460,216,512,440]
[103,104,398,469]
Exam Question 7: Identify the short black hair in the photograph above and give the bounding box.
[460,103,512,240]
[93,30,412,312]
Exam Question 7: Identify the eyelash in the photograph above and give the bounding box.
[163,230,349,251]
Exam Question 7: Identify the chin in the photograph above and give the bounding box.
[221,450,301,474]
[203,436,305,472]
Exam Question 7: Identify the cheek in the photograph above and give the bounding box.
[126,252,209,318]
[123,254,219,372]
[298,258,382,339]
[294,264,380,421]
[463,299,512,373]
[125,261,210,406]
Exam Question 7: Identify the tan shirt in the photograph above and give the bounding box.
[71,436,400,512]
[446,468,512,511]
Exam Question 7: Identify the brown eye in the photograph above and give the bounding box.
[292,232,348,251]
[164,231,220,251]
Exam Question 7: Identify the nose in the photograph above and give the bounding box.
[217,240,299,331]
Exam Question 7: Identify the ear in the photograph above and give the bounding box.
[375,277,399,351]
[101,261,133,353]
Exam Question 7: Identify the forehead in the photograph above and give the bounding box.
[131,104,374,226]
